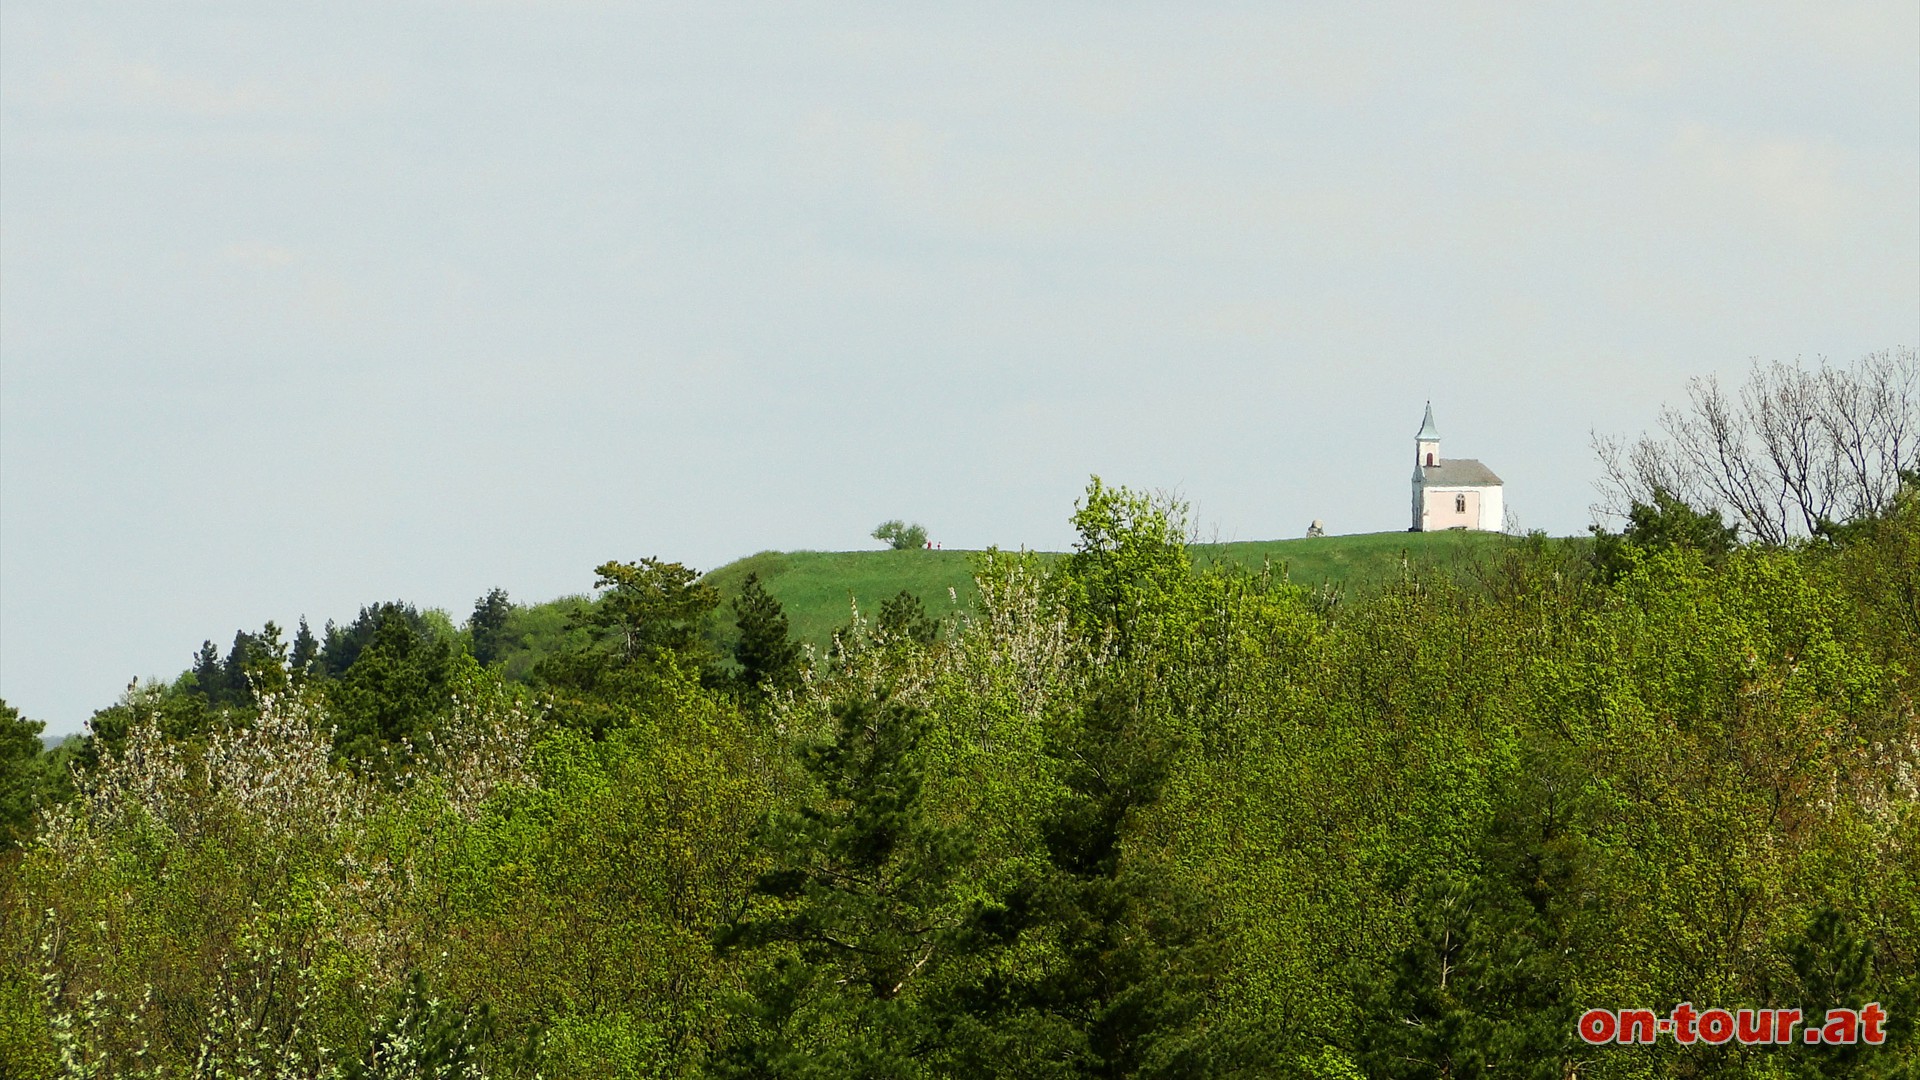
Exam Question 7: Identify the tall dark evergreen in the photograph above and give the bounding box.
[1778,908,1919,1078]
[0,699,46,851]
[289,617,320,678]
[220,629,255,704]
[1354,878,1571,1080]
[326,605,457,767]
[965,685,1233,1080]
[875,590,940,647]
[910,481,1248,1079]
[199,623,290,705]
[1353,748,1583,1080]
[732,573,802,697]
[191,640,223,701]
[469,587,516,666]
[318,602,432,678]
[715,691,970,1078]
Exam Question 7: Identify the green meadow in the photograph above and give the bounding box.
[701,529,1518,650]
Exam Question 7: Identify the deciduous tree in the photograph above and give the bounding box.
[873,520,930,551]
[1595,349,1919,542]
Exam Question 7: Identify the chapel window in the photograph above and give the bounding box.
[1455,494,1466,513]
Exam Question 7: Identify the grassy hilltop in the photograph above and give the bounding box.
[701,529,1516,651]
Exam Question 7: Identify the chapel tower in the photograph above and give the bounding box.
[1415,401,1440,469]
[1409,402,1505,532]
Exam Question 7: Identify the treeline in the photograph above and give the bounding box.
[1,357,1916,1079]
[21,564,833,779]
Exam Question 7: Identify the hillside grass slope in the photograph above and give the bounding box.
[701,530,1517,651]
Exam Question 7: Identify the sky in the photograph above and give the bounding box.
[3,3,1917,735]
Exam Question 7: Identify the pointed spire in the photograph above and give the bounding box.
[1416,401,1440,440]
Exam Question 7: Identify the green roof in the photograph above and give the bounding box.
[1416,402,1440,440]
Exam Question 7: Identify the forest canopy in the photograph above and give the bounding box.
[1,356,1916,1079]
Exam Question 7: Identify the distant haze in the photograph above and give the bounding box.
[3,3,1917,734]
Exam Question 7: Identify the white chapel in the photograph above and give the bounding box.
[1410,402,1504,532]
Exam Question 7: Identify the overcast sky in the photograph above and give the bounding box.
[3,2,1917,734]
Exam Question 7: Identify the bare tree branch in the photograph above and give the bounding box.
[1591,349,1919,542]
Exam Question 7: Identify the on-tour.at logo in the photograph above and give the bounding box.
[1577,1003,1889,1046]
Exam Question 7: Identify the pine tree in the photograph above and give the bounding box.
[219,630,255,706]
[319,602,430,678]
[715,690,970,1078]
[191,640,223,700]
[1353,749,1582,1080]
[0,698,46,850]
[469,587,515,666]
[327,606,456,767]
[1355,877,1568,1080]
[290,617,320,678]
[1780,908,1918,1079]
[876,590,939,646]
[577,559,718,666]
[973,685,1227,1080]
[732,573,802,697]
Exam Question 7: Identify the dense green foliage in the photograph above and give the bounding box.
[0,701,56,852]
[1590,486,1741,584]
[2,470,1915,1078]
[732,574,803,699]
[698,529,1511,660]
[873,521,931,551]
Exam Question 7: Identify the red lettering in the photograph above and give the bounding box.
[1736,1008,1771,1044]
[1776,1008,1803,1044]
[1618,1009,1657,1044]
[1578,1009,1616,1044]
[1698,1008,1734,1044]
[1672,1003,1699,1044]
[1822,1008,1860,1045]
[1862,1003,1887,1045]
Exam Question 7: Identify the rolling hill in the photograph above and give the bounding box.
[699,530,1518,652]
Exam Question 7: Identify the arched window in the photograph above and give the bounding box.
[1426,452,1435,466]
[1455,494,1467,513]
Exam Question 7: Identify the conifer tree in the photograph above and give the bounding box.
[220,629,255,705]
[732,573,801,697]
[469,588,515,666]
[0,698,46,850]
[327,606,456,767]
[1355,878,1568,1080]
[1780,908,1918,1079]
[970,685,1229,1080]
[290,617,320,678]
[715,690,969,1078]
[579,559,718,666]
[1353,749,1582,1080]
[191,640,223,700]
[875,590,939,646]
